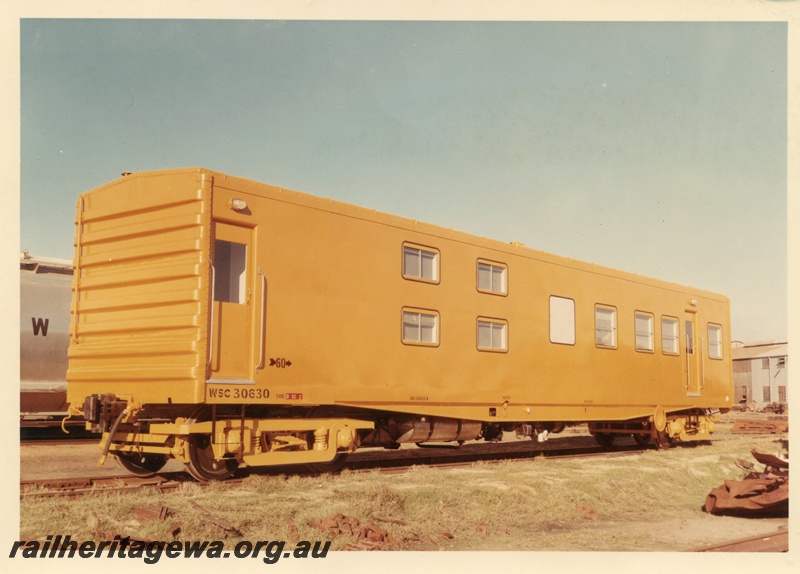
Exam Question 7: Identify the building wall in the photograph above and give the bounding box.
[735,356,788,410]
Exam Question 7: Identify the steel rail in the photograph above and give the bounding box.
[20,443,647,499]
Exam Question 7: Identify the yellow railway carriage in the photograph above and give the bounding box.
[67,168,733,479]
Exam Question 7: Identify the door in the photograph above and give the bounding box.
[208,223,255,382]
[684,313,702,396]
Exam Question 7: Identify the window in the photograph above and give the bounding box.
[403,244,439,283]
[778,386,786,403]
[763,387,771,403]
[707,324,723,359]
[762,358,770,369]
[595,305,617,348]
[777,357,786,368]
[635,312,654,352]
[549,296,575,345]
[477,318,508,352]
[214,240,247,304]
[402,309,439,346]
[661,316,679,355]
[477,260,507,295]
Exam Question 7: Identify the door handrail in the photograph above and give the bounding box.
[208,265,216,368]
[699,336,705,390]
[256,266,266,371]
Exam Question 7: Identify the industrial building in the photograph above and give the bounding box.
[732,341,788,412]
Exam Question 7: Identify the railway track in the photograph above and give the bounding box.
[20,426,99,446]
[21,441,648,499]
[693,529,788,552]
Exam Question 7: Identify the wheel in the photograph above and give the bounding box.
[653,430,673,450]
[303,406,351,473]
[114,452,168,477]
[594,432,616,448]
[185,432,239,481]
[632,433,651,446]
[305,453,349,474]
[183,407,239,481]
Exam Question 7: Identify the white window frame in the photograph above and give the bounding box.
[402,308,439,346]
[549,296,576,345]
[707,323,723,360]
[595,304,617,349]
[402,243,440,283]
[477,318,508,352]
[477,260,508,295]
[635,311,655,353]
[661,316,679,355]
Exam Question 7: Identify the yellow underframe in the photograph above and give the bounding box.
[588,412,716,441]
[98,417,374,468]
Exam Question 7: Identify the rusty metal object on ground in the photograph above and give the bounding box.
[704,450,788,517]
[730,418,788,434]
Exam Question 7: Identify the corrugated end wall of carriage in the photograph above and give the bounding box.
[66,171,212,405]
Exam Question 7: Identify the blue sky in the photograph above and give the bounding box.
[19,19,788,342]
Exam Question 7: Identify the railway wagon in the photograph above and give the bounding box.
[66,168,733,479]
[20,253,75,427]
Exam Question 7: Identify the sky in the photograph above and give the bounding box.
[17,18,788,343]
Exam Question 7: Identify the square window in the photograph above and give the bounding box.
[595,305,617,348]
[477,261,507,295]
[549,296,575,345]
[707,324,723,359]
[477,319,507,351]
[402,309,439,345]
[635,312,654,352]
[661,317,679,355]
[403,244,439,282]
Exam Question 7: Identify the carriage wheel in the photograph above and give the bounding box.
[594,432,616,448]
[114,452,168,477]
[183,407,239,481]
[653,430,673,450]
[185,433,239,481]
[632,433,651,446]
[305,453,349,474]
[303,406,351,473]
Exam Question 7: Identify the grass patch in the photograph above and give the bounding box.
[20,434,786,551]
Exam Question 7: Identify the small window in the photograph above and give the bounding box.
[214,240,247,304]
[778,386,786,402]
[762,358,770,369]
[477,260,507,295]
[635,312,654,352]
[403,244,439,283]
[707,324,723,359]
[402,309,439,346]
[777,357,786,368]
[477,318,508,352]
[763,387,771,403]
[595,305,617,348]
[549,296,575,345]
[661,316,679,355]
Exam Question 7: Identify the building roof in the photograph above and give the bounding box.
[732,342,788,361]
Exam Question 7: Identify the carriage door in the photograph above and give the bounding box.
[208,223,255,383]
[684,313,702,396]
